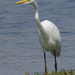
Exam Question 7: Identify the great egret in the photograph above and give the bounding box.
[16,0,61,73]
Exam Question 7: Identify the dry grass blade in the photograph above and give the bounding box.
[70,68,73,75]
[25,72,30,75]
[63,69,67,75]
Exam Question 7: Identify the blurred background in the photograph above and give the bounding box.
[0,0,75,75]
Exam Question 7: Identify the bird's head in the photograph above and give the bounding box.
[16,0,35,5]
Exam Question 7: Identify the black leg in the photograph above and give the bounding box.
[44,51,48,73]
[54,50,57,71]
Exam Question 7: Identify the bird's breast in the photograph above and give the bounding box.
[38,30,55,51]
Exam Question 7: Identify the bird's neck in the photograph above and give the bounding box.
[32,2,49,42]
[32,2,42,29]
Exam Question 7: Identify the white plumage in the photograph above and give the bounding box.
[16,0,61,73]
[39,20,61,57]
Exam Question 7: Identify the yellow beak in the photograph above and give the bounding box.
[16,0,29,4]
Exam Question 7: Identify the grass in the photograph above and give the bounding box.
[25,68,75,75]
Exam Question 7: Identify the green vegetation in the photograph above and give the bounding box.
[46,69,74,75]
[25,68,75,75]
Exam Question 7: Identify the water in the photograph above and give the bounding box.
[0,0,75,75]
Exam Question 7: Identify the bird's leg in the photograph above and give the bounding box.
[54,50,57,71]
[44,51,48,74]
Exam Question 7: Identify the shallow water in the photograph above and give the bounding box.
[0,0,75,75]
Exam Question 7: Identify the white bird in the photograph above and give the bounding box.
[16,0,61,73]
